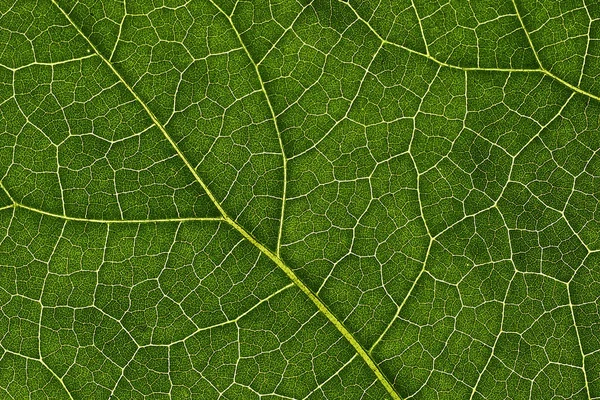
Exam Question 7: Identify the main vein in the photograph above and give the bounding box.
[49,1,400,398]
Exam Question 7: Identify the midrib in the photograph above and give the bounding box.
[49,1,402,399]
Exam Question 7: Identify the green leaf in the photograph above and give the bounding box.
[0,0,598,398]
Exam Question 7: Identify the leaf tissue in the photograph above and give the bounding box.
[0,0,599,398]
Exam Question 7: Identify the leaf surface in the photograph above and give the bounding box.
[0,0,599,398]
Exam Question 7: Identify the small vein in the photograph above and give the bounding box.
[567,276,593,399]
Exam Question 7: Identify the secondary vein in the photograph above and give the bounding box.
[8,202,224,224]
[340,0,600,103]
[205,0,289,257]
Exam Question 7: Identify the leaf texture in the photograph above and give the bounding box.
[0,0,599,399]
